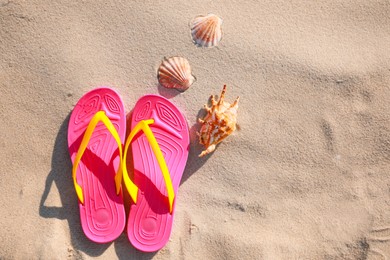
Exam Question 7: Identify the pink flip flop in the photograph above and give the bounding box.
[122,95,190,252]
[68,87,126,243]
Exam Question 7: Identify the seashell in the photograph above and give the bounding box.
[157,56,196,92]
[190,13,223,48]
[198,85,239,157]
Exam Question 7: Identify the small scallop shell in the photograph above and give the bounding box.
[190,13,223,48]
[157,56,196,92]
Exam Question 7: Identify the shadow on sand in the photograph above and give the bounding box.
[157,83,182,99]
[181,124,211,183]
[39,114,111,256]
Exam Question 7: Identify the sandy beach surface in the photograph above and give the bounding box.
[1,0,390,259]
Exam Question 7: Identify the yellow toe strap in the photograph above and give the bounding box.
[123,119,175,213]
[72,111,124,204]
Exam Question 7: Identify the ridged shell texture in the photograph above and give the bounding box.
[157,56,196,92]
[190,14,223,48]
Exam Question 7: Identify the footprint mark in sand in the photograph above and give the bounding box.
[321,120,335,153]
[0,0,10,7]
[174,211,194,259]
[367,226,390,259]
[361,90,373,104]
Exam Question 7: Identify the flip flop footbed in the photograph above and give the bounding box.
[127,95,190,252]
[68,88,126,243]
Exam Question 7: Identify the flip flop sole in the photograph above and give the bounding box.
[68,87,126,243]
[127,95,190,252]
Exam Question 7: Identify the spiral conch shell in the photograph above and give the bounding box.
[158,56,196,92]
[198,85,239,157]
[190,13,223,48]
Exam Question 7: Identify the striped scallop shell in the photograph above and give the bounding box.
[157,56,196,92]
[190,14,223,48]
